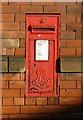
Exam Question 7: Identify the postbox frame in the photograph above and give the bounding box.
[26,14,60,97]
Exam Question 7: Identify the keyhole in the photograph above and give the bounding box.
[34,64,36,67]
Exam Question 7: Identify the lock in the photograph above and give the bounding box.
[26,14,60,96]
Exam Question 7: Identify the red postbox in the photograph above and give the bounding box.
[26,14,60,96]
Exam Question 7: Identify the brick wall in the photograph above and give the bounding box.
[1,1,82,119]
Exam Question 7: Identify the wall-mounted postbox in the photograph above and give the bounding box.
[26,14,60,96]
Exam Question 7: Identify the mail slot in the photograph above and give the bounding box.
[26,14,60,97]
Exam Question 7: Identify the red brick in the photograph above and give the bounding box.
[2,73,23,81]
[2,31,9,38]
[20,39,25,47]
[61,23,66,30]
[60,48,75,56]
[14,98,24,105]
[67,23,81,31]
[1,115,9,119]
[76,31,81,40]
[9,114,30,119]
[60,40,66,48]
[44,6,66,14]
[25,98,36,105]
[5,48,15,55]
[9,31,25,38]
[19,22,25,30]
[9,81,25,89]
[60,89,81,97]
[3,98,13,105]
[61,14,75,23]
[21,89,25,97]
[20,5,43,13]
[2,89,20,97]
[2,22,19,30]
[2,4,19,13]
[1,14,14,22]
[77,48,81,55]
[21,106,54,114]
[15,48,25,56]
[77,81,81,88]
[66,40,81,48]
[15,14,25,22]
[2,106,20,114]
[60,81,76,89]
[59,73,66,80]
[61,31,75,40]
[37,98,47,105]
[59,97,81,105]
[67,4,81,13]
[2,81,8,89]
[76,14,81,22]
[2,39,19,48]
[48,97,58,105]
[66,73,81,81]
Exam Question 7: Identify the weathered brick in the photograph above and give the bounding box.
[14,98,24,105]
[2,4,19,13]
[20,39,25,47]
[75,14,81,22]
[60,48,75,56]
[2,73,25,81]
[9,57,25,72]
[77,81,81,88]
[76,31,81,40]
[9,81,25,89]
[1,14,14,22]
[9,114,30,119]
[1,56,8,72]
[3,48,15,55]
[66,73,81,81]
[2,39,19,48]
[20,5,43,13]
[9,31,25,39]
[2,81,8,89]
[66,40,81,48]
[61,14,75,23]
[67,4,81,13]
[44,6,66,14]
[15,14,25,22]
[2,89,20,97]
[60,40,66,48]
[59,97,81,105]
[15,48,25,56]
[25,98,36,105]
[2,31,9,38]
[19,22,25,30]
[2,22,19,30]
[37,98,47,105]
[21,89,25,97]
[67,23,81,31]
[60,89,81,97]
[3,98,13,105]
[61,23,66,31]
[61,31,75,40]
[77,48,81,55]
[21,106,54,114]
[48,97,58,105]
[2,106,20,114]
[60,81,76,89]
[60,56,82,72]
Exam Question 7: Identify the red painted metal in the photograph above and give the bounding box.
[26,14,60,97]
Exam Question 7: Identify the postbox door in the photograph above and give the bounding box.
[28,39,56,95]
